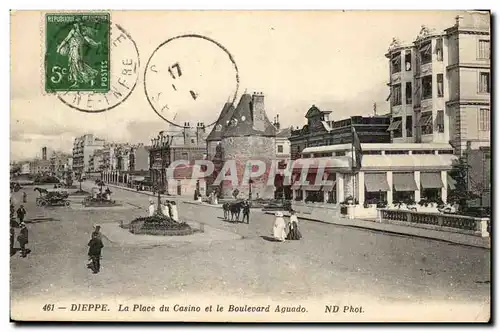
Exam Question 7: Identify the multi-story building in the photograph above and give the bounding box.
[20,162,30,175]
[148,123,208,194]
[386,11,490,207]
[89,149,104,173]
[289,105,391,160]
[29,158,51,175]
[386,11,490,153]
[72,134,106,175]
[49,152,72,178]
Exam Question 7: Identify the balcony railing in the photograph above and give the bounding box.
[379,209,489,237]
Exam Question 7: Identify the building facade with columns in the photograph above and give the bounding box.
[291,143,456,207]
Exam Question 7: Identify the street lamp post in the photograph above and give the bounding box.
[151,132,173,215]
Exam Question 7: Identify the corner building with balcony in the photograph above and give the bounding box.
[386,11,490,154]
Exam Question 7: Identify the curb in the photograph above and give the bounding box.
[263,212,490,250]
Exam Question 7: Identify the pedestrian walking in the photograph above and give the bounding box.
[242,200,250,224]
[16,205,27,224]
[10,226,15,252]
[286,210,302,240]
[17,223,30,257]
[161,200,171,218]
[148,200,156,217]
[92,225,102,240]
[22,191,27,203]
[87,232,104,274]
[273,212,287,242]
[10,202,15,220]
[170,201,179,222]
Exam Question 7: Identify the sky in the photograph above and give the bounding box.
[10,10,464,162]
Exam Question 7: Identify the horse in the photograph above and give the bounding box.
[222,203,231,220]
[222,202,244,222]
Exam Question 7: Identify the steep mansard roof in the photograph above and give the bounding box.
[206,102,235,142]
[222,94,276,138]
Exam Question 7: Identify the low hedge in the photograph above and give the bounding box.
[129,215,193,236]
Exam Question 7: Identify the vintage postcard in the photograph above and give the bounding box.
[9,10,491,322]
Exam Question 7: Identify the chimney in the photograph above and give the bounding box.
[275,114,281,130]
[251,92,266,132]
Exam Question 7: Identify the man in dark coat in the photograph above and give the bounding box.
[242,200,250,224]
[17,223,30,257]
[10,226,15,252]
[16,205,26,224]
[87,232,104,274]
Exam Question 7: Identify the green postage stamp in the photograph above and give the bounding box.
[45,13,110,92]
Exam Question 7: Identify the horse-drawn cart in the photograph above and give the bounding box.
[82,187,119,207]
[35,188,70,207]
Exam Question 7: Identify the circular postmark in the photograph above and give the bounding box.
[144,34,239,128]
[46,21,140,113]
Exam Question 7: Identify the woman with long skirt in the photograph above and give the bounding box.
[286,210,302,240]
[273,212,287,242]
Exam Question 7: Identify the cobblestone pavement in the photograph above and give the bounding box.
[10,183,490,310]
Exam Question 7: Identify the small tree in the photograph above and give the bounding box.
[448,156,478,211]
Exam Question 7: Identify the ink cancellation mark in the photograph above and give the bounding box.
[144,34,239,128]
[48,22,140,113]
[45,13,110,93]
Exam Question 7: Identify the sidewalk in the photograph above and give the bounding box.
[263,211,491,249]
[100,182,191,201]
[100,222,241,247]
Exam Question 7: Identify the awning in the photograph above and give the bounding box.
[321,181,337,191]
[387,120,402,131]
[418,113,433,126]
[303,185,323,191]
[420,42,432,55]
[447,175,457,190]
[365,173,391,192]
[393,173,418,191]
[391,55,401,64]
[420,172,443,189]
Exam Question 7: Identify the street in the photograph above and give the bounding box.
[10,182,491,317]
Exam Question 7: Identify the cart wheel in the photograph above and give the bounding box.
[40,201,47,207]
[65,201,70,206]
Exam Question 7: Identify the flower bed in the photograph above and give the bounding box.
[129,215,194,236]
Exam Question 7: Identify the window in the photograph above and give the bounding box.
[385,150,409,155]
[420,41,432,64]
[392,84,402,106]
[479,72,490,93]
[437,74,444,97]
[405,82,412,104]
[364,151,382,155]
[406,115,413,137]
[191,138,195,144]
[412,150,434,155]
[435,38,443,61]
[391,52,401,73]
[335,151,346,156]
[277,144,284,153]
[436,110,444,133]
[420,112,433,135]
[181,152,188,160]
[393,116,402,138]
[478,40,490,59]
[421,75,432,100]
[479,108,490,131]
[405,50,412,71]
